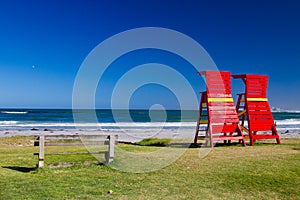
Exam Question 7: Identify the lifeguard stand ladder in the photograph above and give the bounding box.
[233,74,281,146]
[194,71,246,147]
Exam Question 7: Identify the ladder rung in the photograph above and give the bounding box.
[241,126,249,133]
[199,120,208,124]
[238,109,247,117]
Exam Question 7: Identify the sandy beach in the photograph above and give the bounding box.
[0,127,196,143]
[0,127,299,144]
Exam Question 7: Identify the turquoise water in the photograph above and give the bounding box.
[0,109,196,123]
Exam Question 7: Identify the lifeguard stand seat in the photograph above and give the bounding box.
[194,71,246,147]
[233,74,280,146]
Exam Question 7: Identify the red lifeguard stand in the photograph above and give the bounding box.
[233,74,281,146]
[194,71,246,147]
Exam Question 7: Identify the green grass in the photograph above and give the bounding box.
[135,138,171,146]
[0,136,299,199]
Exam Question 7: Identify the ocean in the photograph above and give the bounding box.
[0,109,299,137]
[0,109,197,130]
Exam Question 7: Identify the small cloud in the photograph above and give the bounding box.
[32,65,35,69]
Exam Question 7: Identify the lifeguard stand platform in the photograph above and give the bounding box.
[233,74,281,146]
[194,71,246,147]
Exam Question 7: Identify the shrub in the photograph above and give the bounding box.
[135,138,171,146]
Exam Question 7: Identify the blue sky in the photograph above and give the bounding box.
[0,0,299,110]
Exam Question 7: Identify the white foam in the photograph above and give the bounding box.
[0,120,299,131]
[1,111,28,114]
[0,121,197,129]
[272,110,300,113]
[276,119,300,125]
[95,122,197,128]
[277,127,300,131]
[0,122,76,127]
[0,121,18,125]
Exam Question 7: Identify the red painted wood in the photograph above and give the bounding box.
[212,136,244,141]
[194,71,246,147]
[210,124,238,133]
[251,134,279,139]
[233,74,280,145]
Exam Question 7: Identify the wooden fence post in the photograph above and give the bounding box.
[105,135,115,163]
[38,136,45,168]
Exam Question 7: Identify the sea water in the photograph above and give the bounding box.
[0,109,299,137]
[0,109,197,130]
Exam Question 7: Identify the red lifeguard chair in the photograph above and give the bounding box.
[194,71,246,147]
[233,74,281,146]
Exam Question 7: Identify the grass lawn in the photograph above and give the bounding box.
[0,136,299,199]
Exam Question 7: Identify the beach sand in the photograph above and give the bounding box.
[0,128,299,143]
[0,128,196,143]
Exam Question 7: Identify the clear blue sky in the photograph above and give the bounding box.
[0,0,299,110]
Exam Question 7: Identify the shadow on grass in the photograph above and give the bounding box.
[2,166,37,173]
[121,141,242,148]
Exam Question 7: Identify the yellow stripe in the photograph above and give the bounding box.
[202,103,207,107]
[247,98,268,102]
[208,98,234,103]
